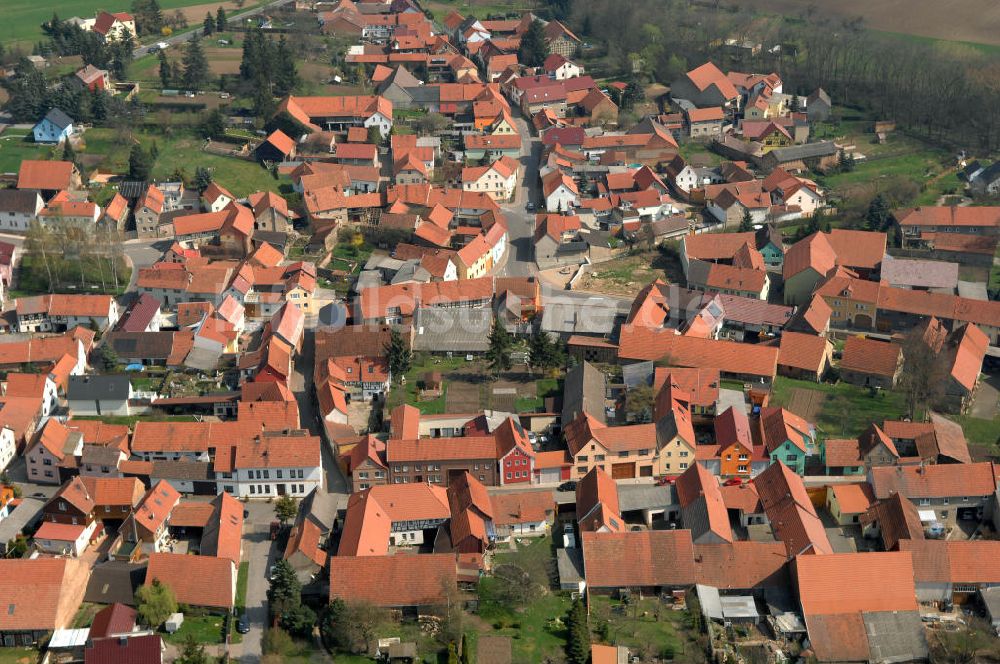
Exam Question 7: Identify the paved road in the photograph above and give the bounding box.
[131,0,292,59]
[498,114,542,278]
[238,500,281,664]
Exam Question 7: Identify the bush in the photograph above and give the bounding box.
[262,627,294,656]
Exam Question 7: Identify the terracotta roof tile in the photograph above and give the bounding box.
[145,553,234,609]
[871,462,996,499]
[794,552,918,615]
[581,530,696,588]
[328,554,457,607]
[840,336,901,378]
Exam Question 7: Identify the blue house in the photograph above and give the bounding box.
[755,224,784,269]
[33,109,74,144]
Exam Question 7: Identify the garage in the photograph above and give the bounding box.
[612,463,635,479]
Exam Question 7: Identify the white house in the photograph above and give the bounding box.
[92,11,137,43]
[33,520,97,557]
[227,435,324,499]
[461,156,519,202]
[542,170,580,213]
[363,110,393,139]
[0,426,16,475]
[32,109,74,144]
[669,164,725,194]
[0,189,43,233]
[544,53,583,80]
[202,183,235,213]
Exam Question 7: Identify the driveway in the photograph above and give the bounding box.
[971,372,1000,420]
[237,501,282,664]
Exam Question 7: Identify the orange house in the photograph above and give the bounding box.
[719,440,755,478]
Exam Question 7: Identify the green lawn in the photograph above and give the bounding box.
[515,378,563,413]
[163,614,226,645]
[0,133,55,174]
[72,602,102,628]
[0,648,38,664]
[386,354,468,413]
[2,0,269,49]
[80,128,285,198]
[589,596,698,661]
[770,376,909,441]
[954,414,1000,447]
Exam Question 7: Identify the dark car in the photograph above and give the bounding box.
[236,616,250,634]
[243,509,249,519]
[558,481,577,492]
[31,492,47,499]
[526,201,536,211]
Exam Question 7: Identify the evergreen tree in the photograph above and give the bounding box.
[90,89,108,122]
[128,143,154,180]
[517,19,549,68]
[62,139,77,166]
[201,108,226,138]
[216,7,227,32]
[486,317,512,377]
[2,57,50,122]
[447,643,459,664]
[182,36,209,90]
[267,559,302,617]
[838,149,856,173]
[194,167,213,191]
[175,638,210,664]
[528,329,562,371]
[565,599,590,664]
[158,49,172,87]
[273,35,298,96]
[203,13,215,36]
[739,207,754,232]
[460,634,471,664]
[367,125,382,146]
[865,193,892,231]
[384,328,412,380]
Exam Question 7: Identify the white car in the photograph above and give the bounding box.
[156,41,170,51]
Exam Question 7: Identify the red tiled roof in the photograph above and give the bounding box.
[794,552,918,615]
[870,462,996,499]
[895,206,1000,229]
[899,539,1000,584]
[0,558,88,631]
[17,160,75,190]
[617,326,778,379]
[826,229,886,270]
[685,62,739,100]
[830,482,874,514]
[682,232,756,262]
[692,541,789,589]
[581,530,696,588]
[783,232,836,280]
[145,553,234,609]
[777,331,829,374]
[328,554,457,607]
[840,336,901,378]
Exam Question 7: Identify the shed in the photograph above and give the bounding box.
[696,584,759,623]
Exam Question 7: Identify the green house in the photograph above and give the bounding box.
[759,406,816,475]
[755,224,785,268]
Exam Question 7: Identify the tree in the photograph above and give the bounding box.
[625,383,655,422]
[447,643,459,664]
[262,627,294,656]
[838,148,856,173]
[864,192,892,231]
[274,494,297,524]
[128,143,154,180]
[157,49,172,88]
[2,57,49,122]
[413,112,449,135]
[281,602,316,637]
[135,579,177,627]
[182,36,210,90]
[899,326,949,418]
[460,634,471,664]
[367,125,383,146]
[320,599,384,654]
[517,19,549,68]
[203,12,215,36]
[486,317,513,377]
[216,7,227,32]
[565,599,590,664]
[175,637,210,664]
[201,108,226,139]
[273,35,298,97]
[384,328,412,380]
[739,207,754,232]
[528,329,563,371]
[267,559,302,617]
[194,166,213,191]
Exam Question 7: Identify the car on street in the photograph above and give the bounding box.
[31,492,47,498]
[243,509,249,519]
[526,201,535,211]
[236,615,250,634]
[558,481,577,492]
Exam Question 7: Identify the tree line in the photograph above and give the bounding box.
[549,0,1000,151]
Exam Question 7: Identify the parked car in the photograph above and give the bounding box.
[526,201,536,211]
[236,615,250,634]
[558,481,578,492]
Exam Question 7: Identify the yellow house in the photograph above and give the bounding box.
[488,110,518,135]
[759,123,793,153]
[455,235,493,279]
[286,283,315,315]
[564,401,697,480]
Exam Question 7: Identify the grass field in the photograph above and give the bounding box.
[2,0,266,50]
[0,131,55,175]
[13,253,130,298]
[79,127,283,197]
[0,649,37,664]
[770,376,910,441]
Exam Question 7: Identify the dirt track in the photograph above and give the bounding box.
[736,0,1000,46]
